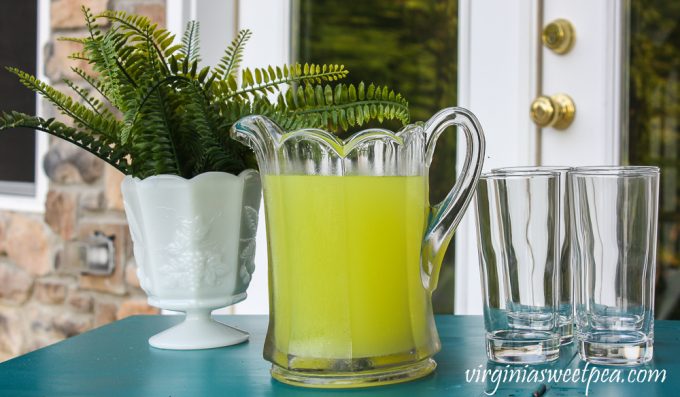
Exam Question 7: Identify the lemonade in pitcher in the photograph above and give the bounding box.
[231,108,485,387]
[263,174,437,365]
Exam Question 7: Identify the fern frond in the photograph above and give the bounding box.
[63,79,104,115]
[272,82,410,131]
[81,9,132,109]
[58,36,88,44]
[124,49,182,176]
[70,67,114,112]
[117,29,170,146]
[7,67,123,143]
[213,29,251,81]
[214,63,349,102]
[126,86,180,177]
[95,9,175,74]
[180,21,201,65]
[0,111,129,173]
[68,53,90,62]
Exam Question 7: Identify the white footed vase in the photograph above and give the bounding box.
[121,170,261,350]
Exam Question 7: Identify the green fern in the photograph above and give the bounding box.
[275,82,410,131]
[0,111,129,173]
[179,21,201,65]
[0,7,410,179]
[214,29,251,81]
[225,63,349,100]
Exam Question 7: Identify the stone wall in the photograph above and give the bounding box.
[0,0,167,362]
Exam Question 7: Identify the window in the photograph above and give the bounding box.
[0,0,49,212]
[0,1,37,195]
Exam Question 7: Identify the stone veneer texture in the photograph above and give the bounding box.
[0,0,169,362]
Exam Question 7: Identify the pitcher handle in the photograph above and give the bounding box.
[421,107,485,293]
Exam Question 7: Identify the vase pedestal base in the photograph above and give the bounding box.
[149,309,249,350]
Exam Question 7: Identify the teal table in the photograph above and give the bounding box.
[0,315,677,396]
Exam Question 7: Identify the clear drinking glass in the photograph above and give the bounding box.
[570,166,659,365]
[475,171,561,364]
[493,166,573,345]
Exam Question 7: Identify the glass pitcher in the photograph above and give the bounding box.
[231,107,485,388]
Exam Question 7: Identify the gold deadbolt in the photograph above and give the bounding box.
[530,94,576,130]
[542,19,575,54]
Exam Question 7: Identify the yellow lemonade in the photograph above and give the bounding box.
[263,174,439,368]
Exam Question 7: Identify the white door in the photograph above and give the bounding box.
[455,0,628,314]
[539,0,625,166]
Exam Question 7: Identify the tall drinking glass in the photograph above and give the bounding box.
[570,166,659,365]
[493,166,573,345]
[476,171,561,363]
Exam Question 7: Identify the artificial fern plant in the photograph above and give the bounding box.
[0,7,410,179]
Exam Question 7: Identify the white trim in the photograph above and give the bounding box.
[166,0,194,37]
[166,0,237,68]
[0,0,50,213]
[231,0,291,315]
[454,0,542,314]
[606,0,625,164]
[454,0,473,316]
[237,0,291,84]
[0,182,36,196]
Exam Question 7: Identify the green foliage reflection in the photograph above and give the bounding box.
[295,0,458,312]
[629,0,680,319]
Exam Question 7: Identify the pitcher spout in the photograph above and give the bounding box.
[230,115,285,172]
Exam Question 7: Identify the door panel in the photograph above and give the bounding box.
[540,0,624,166]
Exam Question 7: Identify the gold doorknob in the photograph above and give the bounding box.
[542,19,575,54]
[530,94,576,130]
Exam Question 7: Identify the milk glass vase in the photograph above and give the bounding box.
[231,107,485,388]
[121,171,261,350]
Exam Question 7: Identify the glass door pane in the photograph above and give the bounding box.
[627,0,680,319]
[0,0,37,194]
[294,0,458,312]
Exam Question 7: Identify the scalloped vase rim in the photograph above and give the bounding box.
[123,169,258,185]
